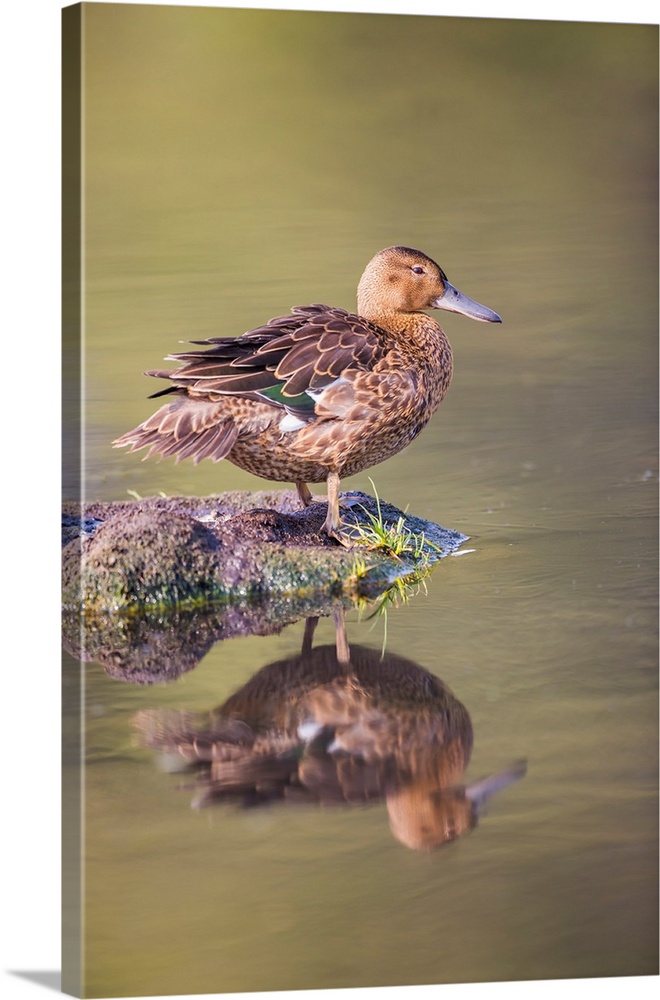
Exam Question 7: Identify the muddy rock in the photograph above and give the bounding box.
[62,490,468,614]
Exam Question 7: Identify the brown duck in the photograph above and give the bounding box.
[114,246,501,538]
[135,616,526,851]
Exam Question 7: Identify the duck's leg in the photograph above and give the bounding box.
[322,470,351,544]
[332,609,351,666]
[295,481,314,507]
[301,616,319,656]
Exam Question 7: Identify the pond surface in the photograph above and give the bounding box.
[64,7,658,998]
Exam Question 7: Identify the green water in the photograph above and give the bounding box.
[65,5,658,997]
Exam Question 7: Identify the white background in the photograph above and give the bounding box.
[1,1,657,999]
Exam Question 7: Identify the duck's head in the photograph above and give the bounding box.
[357,245,502,325]
[386,783,477,851]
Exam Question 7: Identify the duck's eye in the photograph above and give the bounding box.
[411,266,425,275]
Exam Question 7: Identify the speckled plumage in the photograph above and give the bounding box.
[114,246,501,536]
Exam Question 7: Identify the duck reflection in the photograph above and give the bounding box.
[135,615,526,851]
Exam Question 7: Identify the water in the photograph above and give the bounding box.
[64,7,658,997]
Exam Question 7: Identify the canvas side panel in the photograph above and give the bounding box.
[62,4,83,997]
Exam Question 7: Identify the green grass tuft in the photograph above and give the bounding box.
[352,479,431,562]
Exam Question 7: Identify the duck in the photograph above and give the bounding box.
[113,245,501,539]
[134,614,527,851]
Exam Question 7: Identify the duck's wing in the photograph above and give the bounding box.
[146,305,390,416]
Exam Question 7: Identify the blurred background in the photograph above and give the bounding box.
[64,5,657,997]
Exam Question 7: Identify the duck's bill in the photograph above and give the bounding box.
[431,281,502,323]
[464,759,527,813]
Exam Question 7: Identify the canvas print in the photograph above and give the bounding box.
[62,3,659,998]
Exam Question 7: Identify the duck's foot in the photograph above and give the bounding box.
[321,521,356,548]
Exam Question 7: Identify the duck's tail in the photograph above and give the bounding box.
[112,396,239,464]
